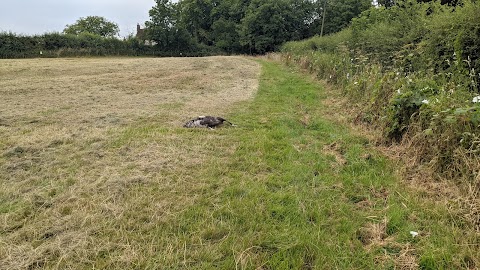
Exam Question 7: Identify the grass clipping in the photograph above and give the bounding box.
[0,57,260,269]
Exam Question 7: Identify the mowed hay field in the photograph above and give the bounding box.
[0,57,260,269]
[0,58,478,269]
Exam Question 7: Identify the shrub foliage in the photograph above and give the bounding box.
[282,0,480,192]
[0,31,221,58]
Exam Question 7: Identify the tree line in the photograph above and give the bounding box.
[0,0,462,58]
[142,0,462,55]
[144,0,372,55]
[1,0,373,58]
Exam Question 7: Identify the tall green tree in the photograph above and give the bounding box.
[210,0,252,53]
[144,0,369,54]
[211,18,241,53]
[378,0,396,7]
[146,0,194,52]
[240,0,317,54]
[63,16,120,37]
[320,0,372,35]
[178,0,216,45]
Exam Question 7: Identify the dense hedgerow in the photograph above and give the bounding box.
[282,0,479,193]
[0,32,220,58]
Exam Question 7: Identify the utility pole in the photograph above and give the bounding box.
[320,0,327,37]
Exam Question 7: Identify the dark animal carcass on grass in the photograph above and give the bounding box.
[184,116,235,129]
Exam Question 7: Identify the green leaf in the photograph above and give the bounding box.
[444,115,457,124]
[424,128,434,136]
[453,108,469,116]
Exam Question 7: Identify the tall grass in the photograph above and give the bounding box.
[281,0,479,233]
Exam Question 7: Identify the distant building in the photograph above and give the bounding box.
[136,24,145,40]
[136,23,156,46]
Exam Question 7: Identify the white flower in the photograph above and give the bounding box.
[422,99,429,104]
[410,231,419,238]
[354,81,358,85]
[472,96,480,103]
[397,89,401,94]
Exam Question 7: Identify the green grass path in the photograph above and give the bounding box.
[152,60,475,269]
[122,60,473,269]
[180,61,401,268]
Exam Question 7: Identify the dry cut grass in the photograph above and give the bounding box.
[0,57,260,269]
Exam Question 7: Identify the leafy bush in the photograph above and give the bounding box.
[422,1,480,91]
[281,0,480,190]
[1,32,128,58]
[0,30,225,58]
[386,81,438,140]
[283,29,352,55]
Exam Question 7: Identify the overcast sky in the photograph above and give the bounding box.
[0,0,159,38]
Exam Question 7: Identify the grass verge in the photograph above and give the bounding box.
[1,59,477,269]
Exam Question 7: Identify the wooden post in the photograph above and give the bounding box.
[320,0,327,37]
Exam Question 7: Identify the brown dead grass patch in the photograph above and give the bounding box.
[322,142,347,169]
[357,218,419,270]
[0,57,260,269]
